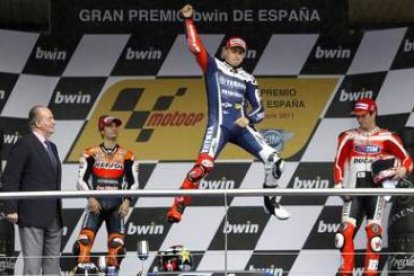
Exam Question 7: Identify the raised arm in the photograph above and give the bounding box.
[181,4,209,72]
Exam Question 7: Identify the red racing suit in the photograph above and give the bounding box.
[334,127,413,275]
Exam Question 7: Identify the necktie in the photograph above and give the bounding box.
[45,140,57,167]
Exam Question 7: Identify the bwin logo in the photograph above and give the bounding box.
[127,222,164,235]
[54,91,91,104]
[3,131,21,144]
[339,88,373,102]
[125,47,162,60]
[199,177,235,189]
[404,39,414,53]
[223,221,259,234]
[246,49,257,59]
[317,220,340,233]
[315,45,351,59]
[293,176,329,189]
[353,267,365,276]
[35,46,67,61]
[248,265,283,276]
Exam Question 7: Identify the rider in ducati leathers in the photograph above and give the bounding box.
[73,116,139,273]
[334,98,413,276]
[167,4,290,223]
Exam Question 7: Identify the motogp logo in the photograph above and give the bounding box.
[354,144,381,154]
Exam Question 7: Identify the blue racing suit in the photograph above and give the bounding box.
[167,18,288,223]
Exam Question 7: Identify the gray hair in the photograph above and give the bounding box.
[28,105,46,129]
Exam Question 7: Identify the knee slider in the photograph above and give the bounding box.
[335,222,355,249]
[186,165,206,182]
[74,229,95,262]
[271,158,284,179]
[73,234,90,255]
[78,235,91,246]
[265,153,284,179]
[335,233,344,249]
[109,237,124,249]
[366,223,383,252]
[108,233,126,267]
[187,154,214,182]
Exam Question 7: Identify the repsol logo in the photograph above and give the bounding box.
[94,161,123,169]
[339,88,373,102]
[199,177,235,189]
[125,47,162,60]
[293,176,329,189]
[223,221,259,234]
[317,220,340,233]
[3,131,21,144]
[127,222,164,235]
[54,91,91,104]
[145,112,203,127]
[404,39,414,53]
[314,45,351,59]
[35,46,67,61]
[248,265,283,276]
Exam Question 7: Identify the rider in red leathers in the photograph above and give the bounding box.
[334,98,413,276]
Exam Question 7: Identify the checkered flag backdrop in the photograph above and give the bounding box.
[1,1,414,275]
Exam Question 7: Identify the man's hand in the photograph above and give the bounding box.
[88,197,102,215]
[234,117,250,128]
[119,199,131,218]
[6,213,18,224]
[181,4,194,18]
[393,166,407,180]
[334,182,351,202]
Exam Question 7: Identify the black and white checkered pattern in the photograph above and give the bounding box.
[1,22,414,276]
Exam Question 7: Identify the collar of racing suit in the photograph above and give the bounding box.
[358,126,380,135]
[99,143,119,155]
[223,60,242,73]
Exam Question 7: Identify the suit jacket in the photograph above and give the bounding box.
[2,132,62,229]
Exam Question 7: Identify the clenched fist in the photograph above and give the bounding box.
[234,117,250,128]
[181,4,194,18]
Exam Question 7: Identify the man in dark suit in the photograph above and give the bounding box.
[2,105,62,275]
